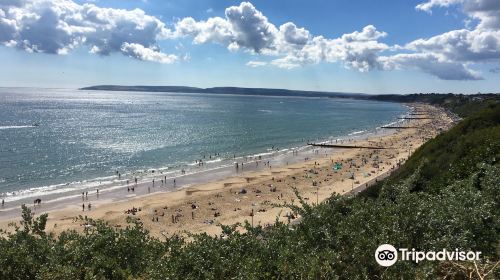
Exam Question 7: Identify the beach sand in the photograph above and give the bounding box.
[0,104,454,238]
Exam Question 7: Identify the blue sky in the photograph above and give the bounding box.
[0,0,499,94]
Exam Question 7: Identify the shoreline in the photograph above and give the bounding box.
[0,92,406,206]
[0,104,406,212]
[0,126,396,219]
[0,124,397,206]
[0,103,453,237]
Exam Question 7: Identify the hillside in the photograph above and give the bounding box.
[362,102,500,197]
[80,85,366,99]
[81,85,499,114]
[369,93,500,118]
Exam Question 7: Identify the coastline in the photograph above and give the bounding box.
[0,94,406,207]
[0,103,453,237]
[0,99,407,212]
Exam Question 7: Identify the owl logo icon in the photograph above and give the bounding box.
[375,244,398,266]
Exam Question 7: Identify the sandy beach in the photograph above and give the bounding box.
[0,103,454,238]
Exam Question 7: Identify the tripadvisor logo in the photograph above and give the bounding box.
[375,244,481,267]
[375,244,398,266]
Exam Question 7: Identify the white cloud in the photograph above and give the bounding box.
[379,53,481,80]
[341,25,387,42]
[270,55,305,69]
[0,0,177,63]
[175,16,233,46]
[1,0,499,80]
[400,0,500,79]
[415,0,462,13]
[174,2,278,53]
[121,43,177,64]
[276,22,310,49]
[172,1,499,80]
[224,2,277,53]
[270,26,389,72]
[416,0,500,29]
[172,1,499,79]
[173,3,389,73]
[405,28,500,62]
[246,60,267,67]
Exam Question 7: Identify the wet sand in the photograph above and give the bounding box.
[0,104,454,238]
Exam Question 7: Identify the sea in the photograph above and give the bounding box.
[0,88,407,204]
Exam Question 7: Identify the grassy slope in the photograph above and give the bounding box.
[362,102,499,198]
[368,93,499,118]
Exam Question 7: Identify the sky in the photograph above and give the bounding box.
[0,0,499,94]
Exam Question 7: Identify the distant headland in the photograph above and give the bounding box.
[79,85,367,99]
[80,85,499,104]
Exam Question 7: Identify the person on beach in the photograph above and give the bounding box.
[1,199,4,207]
[88,203,91,211]
[82,203,85,211]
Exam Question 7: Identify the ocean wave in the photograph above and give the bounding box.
[0,125,37,130]
[378,114,407,128]
[348,130,366,136]
[1,175,120,203]
[204,158,223,164]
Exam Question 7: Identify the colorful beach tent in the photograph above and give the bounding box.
[333,163,343,170]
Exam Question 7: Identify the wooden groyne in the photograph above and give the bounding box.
[307,143,390,149]
[398,117,432,120]
[381,126,419,129]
